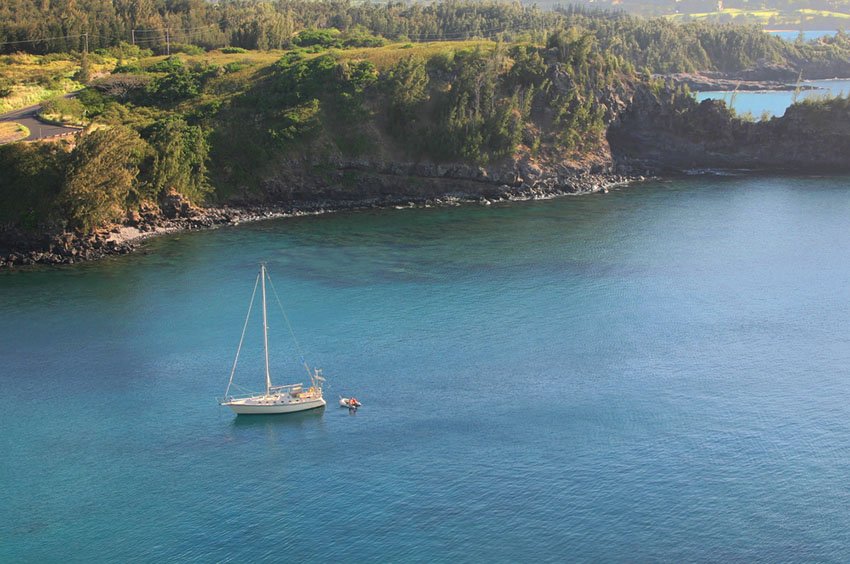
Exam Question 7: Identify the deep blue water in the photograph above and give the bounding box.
[3,176,850,561]
[697,78,850,119]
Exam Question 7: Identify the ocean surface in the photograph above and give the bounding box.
[3,175,850,561]
[697,78,850,119]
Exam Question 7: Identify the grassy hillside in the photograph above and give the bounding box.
[2,2,850,241]
[666,7,850,25]
[0,31,641,233]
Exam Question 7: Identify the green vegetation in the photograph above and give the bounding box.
[2,0,848,76]
[0,30,626,231]
[0,142,67,230]
[785,92,850,130]
[38,96,87,126]
[549,0,850,28]
[61,127,147,231]
[0,50,138,113]
[0,122,29,144]
[147,117,211,204]
[2,0,850,238]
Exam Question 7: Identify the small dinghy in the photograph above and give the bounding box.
[340,397,361,409]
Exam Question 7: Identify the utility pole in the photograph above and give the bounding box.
[165,28,170,55]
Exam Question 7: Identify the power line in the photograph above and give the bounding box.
[0,22,546,51]
[0,32,89,47]
[0,24,220,48]
[133,24,218,33]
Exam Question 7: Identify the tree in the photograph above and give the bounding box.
[146,69,200,104]
[61,127,147,232]
[75,51,92,84]
[148,117,211,204]
[385,56,429,127]
[0,142,68,230]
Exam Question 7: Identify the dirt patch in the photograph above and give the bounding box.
[0,122,29,144]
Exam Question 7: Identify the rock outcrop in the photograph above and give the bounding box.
[608,84,850,172]
[5,78,850,269]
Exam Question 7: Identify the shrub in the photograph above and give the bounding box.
[39,96,86,124]
[221,47,248,54]
[170,43,205,56]
[61,127,148,232]
[146,70,200,103]
[76,88,108,116]
[106,42,154,60]
[146,117,211,204]
[0,142,68,230]
[148,56,186,73]
[92,74,152,101]
[293,28,342,49]
[341,27,386,48]
[269,99,321,144]
[224,62,248,73]
[39,53,72,64]
[113,62,142,73]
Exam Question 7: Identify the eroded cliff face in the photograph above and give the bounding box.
[230,70,641,207]
[6,75,850,268]
[238,78,850,211]
[252,152,633,208]
[608,85,850,173]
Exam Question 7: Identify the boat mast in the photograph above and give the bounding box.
[261,264,271,395]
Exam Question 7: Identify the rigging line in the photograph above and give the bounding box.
[265,269,314,381]
[224,270,261,399]
[229,383,254,394]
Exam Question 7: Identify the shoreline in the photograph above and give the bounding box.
[0,173,641,269]
[4,166,848,270]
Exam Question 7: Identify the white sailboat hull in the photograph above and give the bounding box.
[224,396,326,415]
[219,265,329,417]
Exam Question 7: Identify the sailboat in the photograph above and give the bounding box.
[219,264,326,415]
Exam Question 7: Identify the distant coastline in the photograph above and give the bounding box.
[0,170,641,268]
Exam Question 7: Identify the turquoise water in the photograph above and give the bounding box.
[3,176,850,561]
[697,78,850,119]
[766,29,838,42]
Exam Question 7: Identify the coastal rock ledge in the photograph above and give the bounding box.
[0,161,640,269]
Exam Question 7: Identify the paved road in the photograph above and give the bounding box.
[0,101,82,141]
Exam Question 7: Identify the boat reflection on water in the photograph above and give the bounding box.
[230,405,327,429]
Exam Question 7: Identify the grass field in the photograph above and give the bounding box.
[666,7,850,24]
[142,40,497,71]
[0,52,115,113]
[798,8,850,19]
[340,40,495,69]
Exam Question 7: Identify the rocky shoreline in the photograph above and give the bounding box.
[665,72,811,92]
[0,171,642,269]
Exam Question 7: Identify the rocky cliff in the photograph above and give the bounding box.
[608,85,850,173]
[5,79,850,268]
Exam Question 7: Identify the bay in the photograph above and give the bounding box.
[2,175,850,561]
[697,78,850,119]
[766,29,838,42]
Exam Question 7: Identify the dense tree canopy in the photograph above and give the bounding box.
[61,126,147,231]
[2,0,849,75]
[2,0,850,237]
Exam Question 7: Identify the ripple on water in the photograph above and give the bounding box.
[2,176,850,561]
